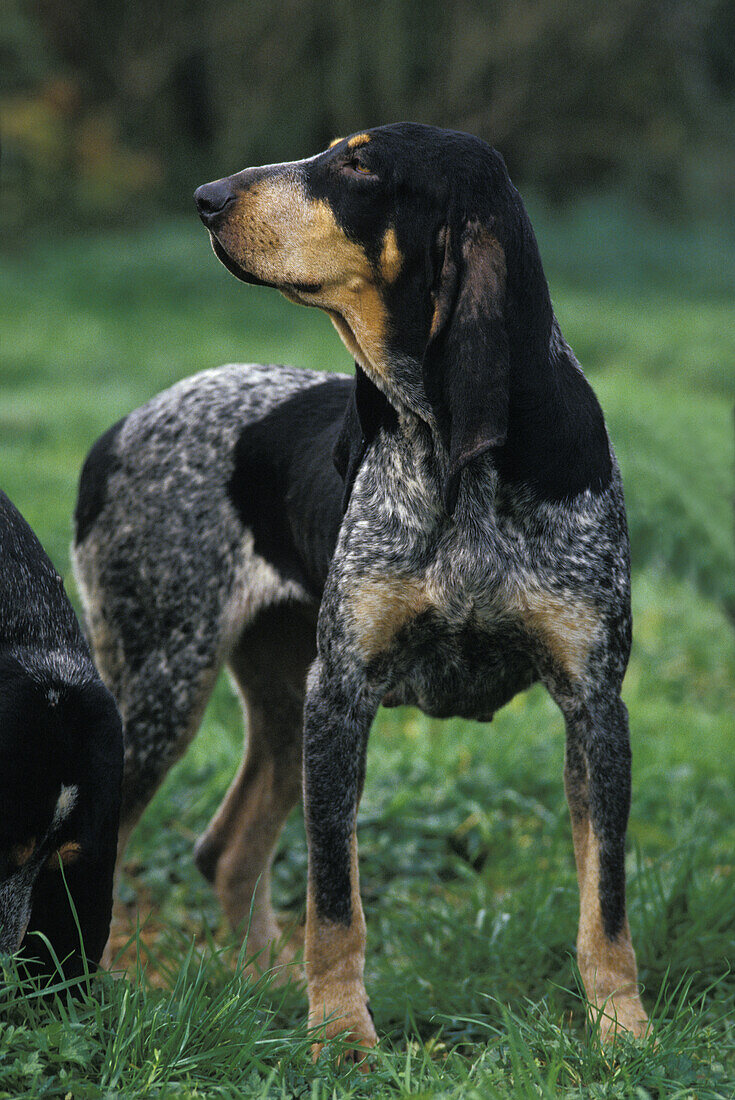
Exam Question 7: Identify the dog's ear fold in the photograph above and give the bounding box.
[22,683,123,979]
[333,364,395,511]
[422,220,510,515]
[22,841,117,980]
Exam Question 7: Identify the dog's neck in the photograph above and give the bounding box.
[363,318,610,511]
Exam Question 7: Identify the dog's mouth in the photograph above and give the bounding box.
[209,233,268,287]
[208,233,322,296]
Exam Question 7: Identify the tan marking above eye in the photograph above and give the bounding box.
[49,841,82,869]
[12,839,37,867]
[328,136,345,148]
[379,227,402,283]
[347,133,371,149]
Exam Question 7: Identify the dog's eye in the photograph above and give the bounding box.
[342,158,376,179]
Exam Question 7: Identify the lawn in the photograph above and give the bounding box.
[0,202,733,1098]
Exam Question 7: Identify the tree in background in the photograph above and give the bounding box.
[1,0,733,230]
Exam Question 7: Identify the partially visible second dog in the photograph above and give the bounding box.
[0,489,122,980]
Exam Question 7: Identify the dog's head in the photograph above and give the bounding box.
[195,123,553,512]
[0,657,122,978]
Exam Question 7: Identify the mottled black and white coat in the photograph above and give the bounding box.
[73,123,647,1054]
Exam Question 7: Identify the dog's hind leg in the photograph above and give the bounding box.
[86,611,226,969]
[194,602,315,977]
[73,527,249,968]
[561,690,648,1042]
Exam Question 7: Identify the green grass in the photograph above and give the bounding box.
[0,204,734,1097]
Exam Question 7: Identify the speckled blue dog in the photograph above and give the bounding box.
[73,123,648,1055]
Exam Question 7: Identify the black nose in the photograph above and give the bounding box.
[194,180,236,221]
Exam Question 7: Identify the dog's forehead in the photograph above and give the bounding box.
[336,123,493,163]
[314,125,508,220]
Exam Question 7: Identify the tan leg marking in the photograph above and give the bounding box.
[306,834,376,1061]
[209,729,303,982]
[565,758,648,1041]
[196,606,314,982]
[515,587,602,680]
[348,574,432,660]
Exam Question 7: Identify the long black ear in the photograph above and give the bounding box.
[21,682,122,981]
[22,842,117,981]
[333,364,396,511]
[422,220,510,515]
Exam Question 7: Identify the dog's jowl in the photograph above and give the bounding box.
[0,490,122,979]
[75,124,647,1053]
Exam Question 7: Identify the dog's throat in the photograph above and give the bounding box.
[326,310,372,374]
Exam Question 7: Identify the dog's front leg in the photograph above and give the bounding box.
[302,653,380,1062]
[563,690,648,1041]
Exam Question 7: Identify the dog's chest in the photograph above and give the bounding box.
[344,517,603,706]
[383,613,539,720]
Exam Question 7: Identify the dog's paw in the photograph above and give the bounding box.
[594,992,649,1044]
[309,988,377,1070]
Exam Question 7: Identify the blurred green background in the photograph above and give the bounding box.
[1,4,734,1097]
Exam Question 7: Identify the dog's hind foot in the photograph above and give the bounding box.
[593,990,649,1044]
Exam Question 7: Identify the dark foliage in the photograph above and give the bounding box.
[1,0,734,230]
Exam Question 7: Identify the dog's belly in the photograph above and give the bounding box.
[382,623,538,722]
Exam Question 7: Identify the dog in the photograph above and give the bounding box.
[0,489,122,981]
[72,123,648,1051]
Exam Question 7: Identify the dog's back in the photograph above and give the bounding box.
[72,363,347,817]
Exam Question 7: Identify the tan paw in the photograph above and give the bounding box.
[594,992,649,1044]
[309,986,377,1069]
